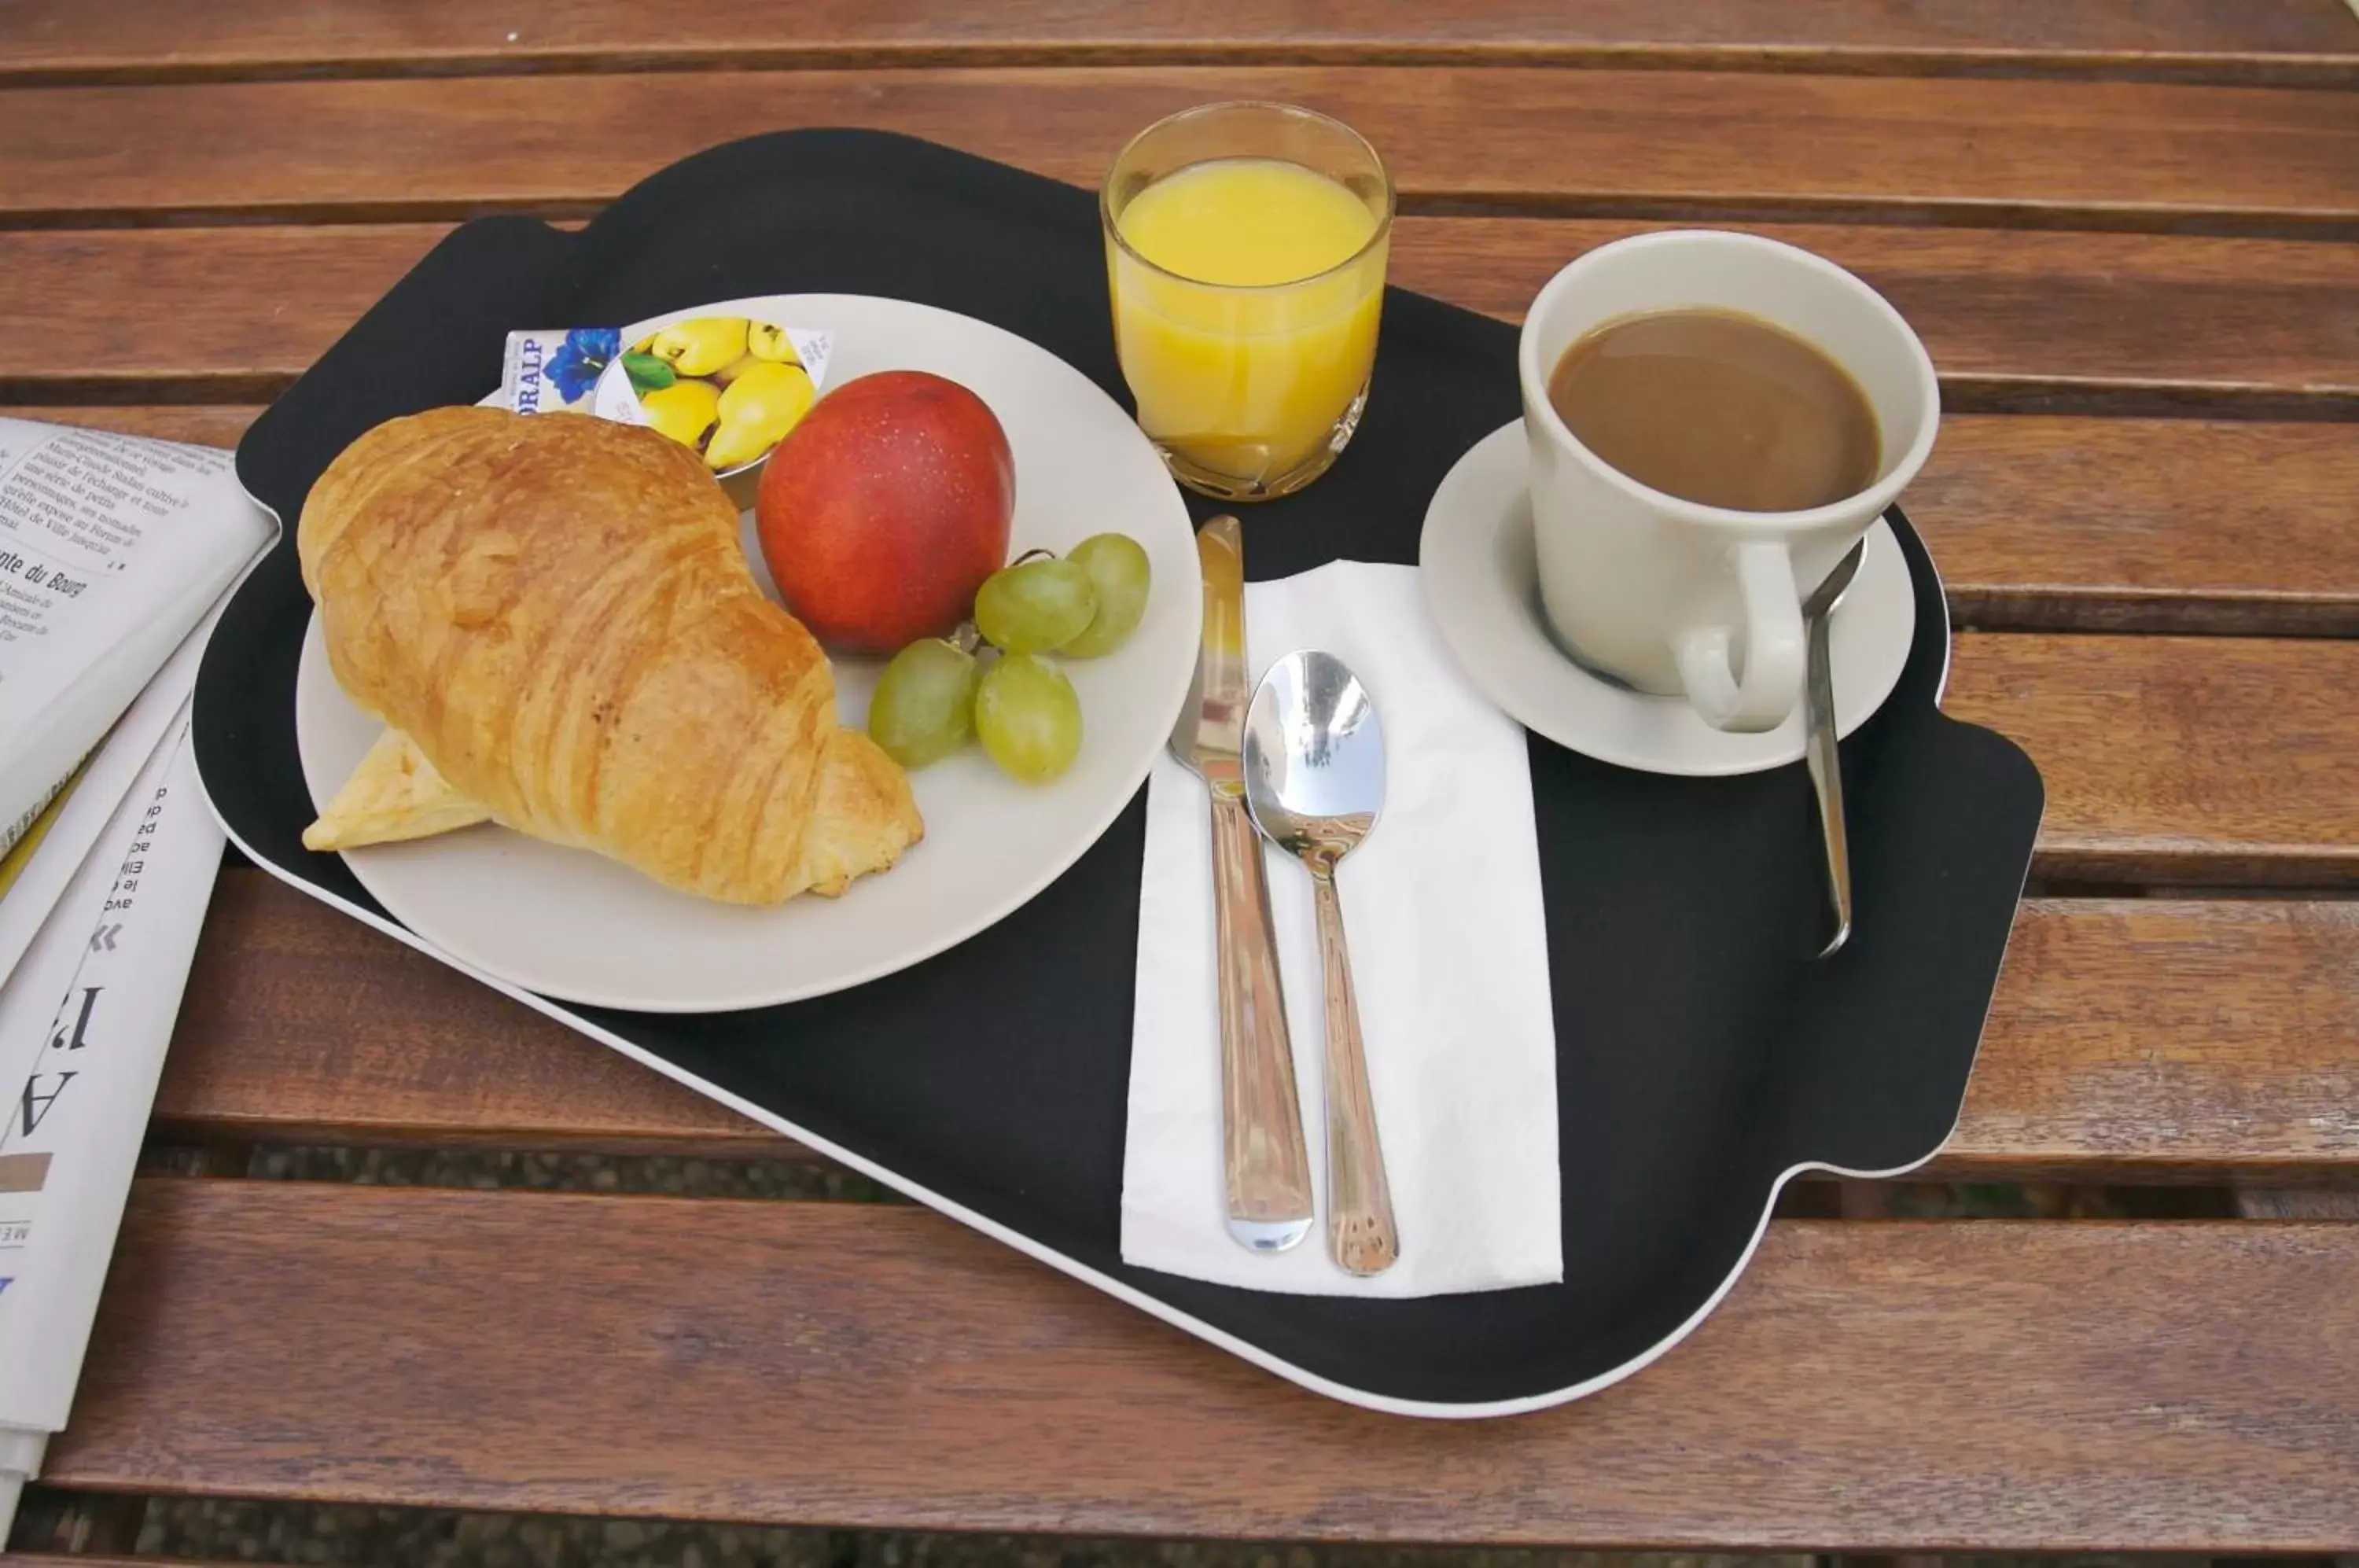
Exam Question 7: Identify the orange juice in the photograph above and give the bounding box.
[1110,157,1388,491]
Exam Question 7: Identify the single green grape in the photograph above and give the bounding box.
[973,558,1099,654]
[1060,532,1152,658]
[974,653,1083,783]
[867,637,978,767]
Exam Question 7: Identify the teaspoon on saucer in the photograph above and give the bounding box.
[1802,538,1866,959]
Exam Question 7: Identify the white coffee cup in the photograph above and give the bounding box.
[1518,231,1940,733]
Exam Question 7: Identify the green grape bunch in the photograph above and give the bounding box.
[865,532,1152,786]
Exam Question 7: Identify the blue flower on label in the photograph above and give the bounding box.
[546,327,620,404]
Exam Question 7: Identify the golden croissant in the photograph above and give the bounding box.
[297,406,920,904]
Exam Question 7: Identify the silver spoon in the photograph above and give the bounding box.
[1243,651,1398,1275]
[1803,539,1866,959]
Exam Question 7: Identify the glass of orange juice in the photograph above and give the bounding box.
[1102,101,1394,502]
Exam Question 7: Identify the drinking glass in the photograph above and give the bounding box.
[1102,102,1394,502]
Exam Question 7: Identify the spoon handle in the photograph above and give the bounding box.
[1312,870,1398,1275]
[1209,788,1316,1250]
[1805,602,1853,959]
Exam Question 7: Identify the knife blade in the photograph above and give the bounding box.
[1167,515,1316,1252]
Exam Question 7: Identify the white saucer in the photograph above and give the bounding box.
[1419,421,1920,778]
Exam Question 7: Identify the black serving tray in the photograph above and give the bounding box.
[197,129,2043,1415]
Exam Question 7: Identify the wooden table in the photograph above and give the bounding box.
[8,2,2359,1559]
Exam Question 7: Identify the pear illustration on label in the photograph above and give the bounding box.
[707,363,817,472]
[639,379,722,451]
[634,316,748,377]
[746,322,800,365]
[594,312,834,480]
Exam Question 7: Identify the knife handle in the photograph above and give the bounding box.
[1208,784,1315,1250]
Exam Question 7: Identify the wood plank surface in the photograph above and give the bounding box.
[17,7,2359,1559]
[1955,900,2359,1176]
[2240,1187,2359,1217]
[1945,634,2359,885]
[1396,219,2359,411]
[153,874,2359,1180]
[156,868,774,1158]
[10,403,2354,635]
[50,1180,2359,1550]
[0,404,265,450]
[3,1561,238,1568]
[6,68,2355,231]
[0,1560,208,1568]
[1920,418,2359,635]
[6,0,2352,84]
[13,219,2357,410]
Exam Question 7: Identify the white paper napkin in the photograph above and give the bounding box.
[1122,560,1561,1297]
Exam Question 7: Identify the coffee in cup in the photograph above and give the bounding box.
[1546,307,1879,515]
[1518,231,1939,734]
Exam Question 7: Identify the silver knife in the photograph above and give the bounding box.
[1168,515,1315,1252]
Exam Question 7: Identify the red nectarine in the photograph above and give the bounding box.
[756,370,1014,654]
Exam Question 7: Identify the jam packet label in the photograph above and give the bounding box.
[499,327,621,418]
[496,315,834,468]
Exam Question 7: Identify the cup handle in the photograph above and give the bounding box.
[1671,539,1805,733]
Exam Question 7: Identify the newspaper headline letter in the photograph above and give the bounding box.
[0,716,224,1536]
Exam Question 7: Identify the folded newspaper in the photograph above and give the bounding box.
[0,418,274,1535]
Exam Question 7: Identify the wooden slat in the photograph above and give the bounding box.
[4,68,2354,232]
[13,219,2357,410]
[157,868,776,1158]
[1954,900,2359,1178]
[154,875,2359,1180]
[1945,634,2359,885]
[2241,1188,2359,1216]
[4,0,2353,85]
[4,1561,241,1568]
[0,1560,200,1567]
[15,406,2359,639]
[10,217,2359,631]
[27,400,2343,636]
[1920,418,2359,635]
[0,404,262,449]
[50,1180,2359,1550]
[1397,219,2359,412]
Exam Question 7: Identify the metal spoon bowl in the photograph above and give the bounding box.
[1243,650,1398,1275]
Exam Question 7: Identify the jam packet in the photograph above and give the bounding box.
[497,311,834,484]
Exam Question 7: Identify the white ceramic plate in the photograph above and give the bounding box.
[1419,421,1919,777]
[296,294,1199,1012]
